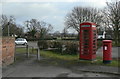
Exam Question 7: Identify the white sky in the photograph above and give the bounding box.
[0,0,107,33]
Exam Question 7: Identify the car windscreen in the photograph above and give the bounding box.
[16,38,24,41]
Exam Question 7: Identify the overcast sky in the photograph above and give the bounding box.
[1,0,107,33]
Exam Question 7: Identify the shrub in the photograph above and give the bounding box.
[38,40,79,55]
[51,41,79,55]
[48,40,54,48]
[52,41,63,53]
[63,41,79,55]
[38,40,49,49]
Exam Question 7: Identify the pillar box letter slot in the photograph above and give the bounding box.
[79,22,97,60]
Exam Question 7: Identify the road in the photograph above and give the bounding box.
[2,54,118,77]
[15,41,38,48]
[27,41,38,48]
[96,47,119,58]
[4,41,118,77]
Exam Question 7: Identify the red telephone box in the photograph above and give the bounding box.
[79,22,97,60]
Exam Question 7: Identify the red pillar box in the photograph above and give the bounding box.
[103,40,112,64]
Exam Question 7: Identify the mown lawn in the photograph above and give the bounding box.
[16,48,120,67]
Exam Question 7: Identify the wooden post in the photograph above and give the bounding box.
[26,45,28,55]
[32,47,34,54]
[37,48,40,60]
[26,45,29,58]
[14,44,16,61]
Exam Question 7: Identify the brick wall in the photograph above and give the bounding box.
[1,37,15,66]
[0,37,2,65]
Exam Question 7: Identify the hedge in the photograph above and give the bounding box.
[38,40,104,55]
[38,40,79,55]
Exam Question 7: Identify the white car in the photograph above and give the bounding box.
[97,35,105,39]
[15,38,28,45]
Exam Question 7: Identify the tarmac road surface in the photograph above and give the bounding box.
[2,54,119,77]
[7,41,119,77]
[96,47,119,58]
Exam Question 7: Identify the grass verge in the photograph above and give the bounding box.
[40,50,119,67]
[16,48,120,67]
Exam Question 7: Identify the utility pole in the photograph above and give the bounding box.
[8,22,10,36]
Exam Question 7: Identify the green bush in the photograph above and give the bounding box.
[38,40,49,49]
[38,39,119,55]
[63,41,79,55]
[37,40,79,55]
[50,41,79,55]
[52,41,63,53]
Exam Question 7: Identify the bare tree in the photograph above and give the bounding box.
[64,7,103,33]
[62,27,68,37]
[37,23,53,39]
[24,19,38,37]
[103,1,120,45]
[24,19,53,39]
[1,15,23,36]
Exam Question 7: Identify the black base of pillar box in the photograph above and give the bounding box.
[103,60,111,64]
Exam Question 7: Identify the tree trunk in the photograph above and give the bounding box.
[114,29,119,46]
[77,32,80,40]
